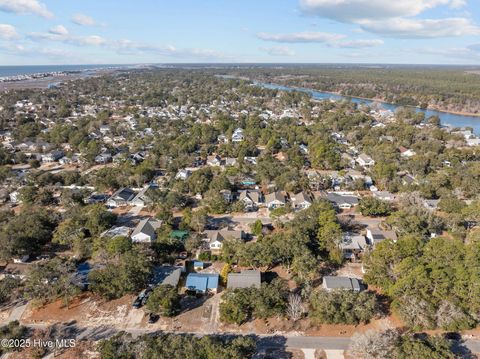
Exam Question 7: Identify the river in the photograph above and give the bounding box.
[256,82,480,135]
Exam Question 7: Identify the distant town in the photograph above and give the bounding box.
[0,66,480,358]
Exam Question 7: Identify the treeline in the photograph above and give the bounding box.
[232,66,480,114]
[98,332,256,359]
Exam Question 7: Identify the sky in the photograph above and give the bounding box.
[0,0,480,65]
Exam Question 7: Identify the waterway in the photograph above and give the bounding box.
[256,82,480,135]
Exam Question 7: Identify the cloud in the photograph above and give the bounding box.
[468,44,480,52]
[299,0,466,22]
[256,31,345,43]
[28,31,107,47]
[259,46,295,56]
[332,39,384,48]
[72,13,96,26]
[0,24,19,40]
[0,0,53,19]
[49,25,69,36]
[360,17,480,38]
[257,30,383,49]
[113,39,230,60]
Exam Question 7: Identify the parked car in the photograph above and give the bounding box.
[147,313,159,324]
[132,297,142,309]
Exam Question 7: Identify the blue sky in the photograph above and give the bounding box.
[0,0,479,65]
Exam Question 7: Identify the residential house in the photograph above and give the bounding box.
[130,185,156,207]
[227,270,261,289]
[292,191,313,210]
[175,169,191,180]
[238,189,263,211]
[373,191,396,202]
[265,191,286,209]
[9,190,20,204]
[366,229,398,246]
[340,233,367,261]
[220,189,233,203]
[224,157,237,167]
[322,276,363,292]
[85,193,109,204]
[185,273,219,294]
[193,261,205,271]
[106,187,136,207]
[151,266,182,287]
[399,146,416,158]
[131,218,163,243]
[95,152,112,164]
[204,229,245,251]
[244,156,257,165]
[299,144,309,154]
[356,153,375,167]
[326,192,359,209]
[207,155,222,167]
[41,150,64,163]
[231,128,245,142]
[217,134,229,144]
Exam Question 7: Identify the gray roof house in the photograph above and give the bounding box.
[326,192,359,209]
[151,266,182,287]
[373,191,396,201]
[131,218,163,243]
[130,185,155,207]
[356,153,375,167]
[106,187,136,207]
[227,270,261,289]
[366,228,398,246]
[238,189,263,210]
[265,191,286,209]
[322,276,363,292]
[292,191,313,210]
[340,233,368,260]
[204,229,245,250]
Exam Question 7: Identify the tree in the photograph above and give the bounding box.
[145,285,181,317]
[0,208,56,261]
[309,289,379,325]
[395,335,455,359]
[317,209,343,264]
[220,263,232,286]
[106,236,132,255]
[89,248,153,300]
[350,329,399,359]
[190,209,208,232]
[359,197,393,217]
[23,258,79,307]
[250,220,263,237]
[0,277,20,305]
[219,289,251,325]
[286,293,304,322]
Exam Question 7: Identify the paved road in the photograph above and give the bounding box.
[14,322,480,356]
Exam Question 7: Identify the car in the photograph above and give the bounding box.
[177,251,188,259]
[147,313,159,324]
[132,297,142,309]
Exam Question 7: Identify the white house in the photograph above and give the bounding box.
[131,218,163,243]
[356,153,375,167]
[204,229,245,251]
[292,191,313,210]
[232,128,245,142]
[175,169,191,180]
[265,191,286,209]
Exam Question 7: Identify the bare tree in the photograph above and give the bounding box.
[350,328,399,359]
[436,300,470,329]
[286,293,304,322]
